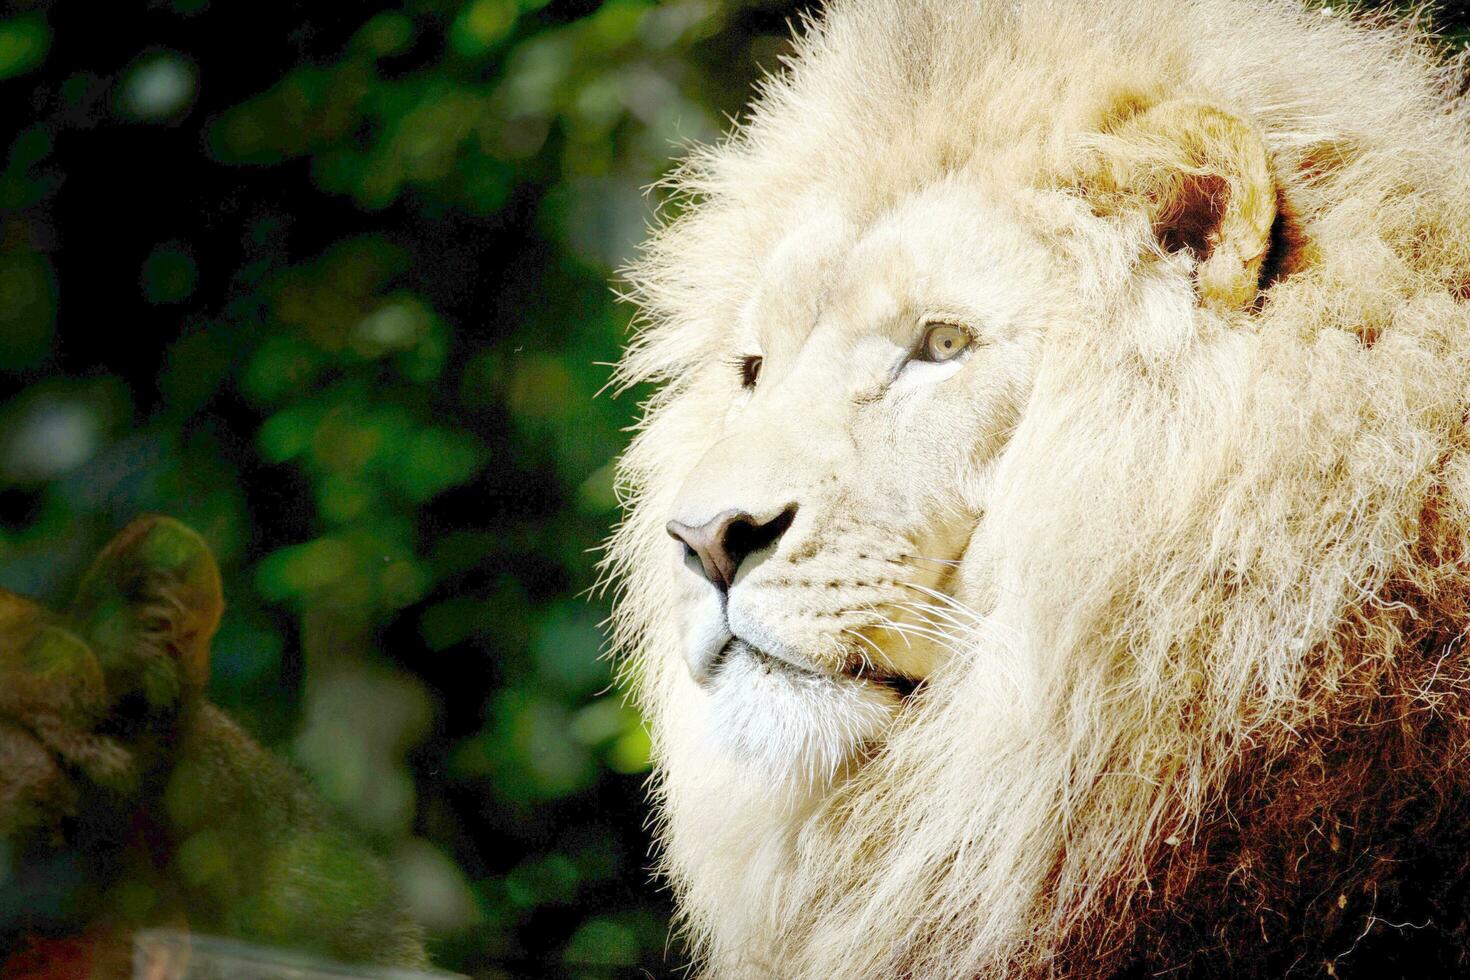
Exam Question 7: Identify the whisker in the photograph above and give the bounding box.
[841,626,888,668]
[834,601,918,652]
[884,617,916,650]
[895,598,974,631]
[886,596,1022,652]
[897,580,982,621]
[876,619,954,645]
[872,619,967,657]
[897,554,963,568]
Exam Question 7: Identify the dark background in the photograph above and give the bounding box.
[0,0,1460,975]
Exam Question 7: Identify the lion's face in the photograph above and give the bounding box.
[662,183,1053,783]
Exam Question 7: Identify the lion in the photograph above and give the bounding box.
[604,0,1470,976]
[0,516,426,977]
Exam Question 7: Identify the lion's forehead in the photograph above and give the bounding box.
[737,185,1050,377]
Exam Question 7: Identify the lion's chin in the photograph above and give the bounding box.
[701,641,899,790]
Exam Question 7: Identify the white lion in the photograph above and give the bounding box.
[605,0,1470,976]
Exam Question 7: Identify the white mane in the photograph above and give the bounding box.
[607,1,1470,975]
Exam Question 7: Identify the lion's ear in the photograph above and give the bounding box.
[1073,98,1279,311]
[70,516,222,709]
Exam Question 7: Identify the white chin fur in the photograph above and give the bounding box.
[702,649,897,790]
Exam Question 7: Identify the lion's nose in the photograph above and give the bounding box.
[666,505,797,591]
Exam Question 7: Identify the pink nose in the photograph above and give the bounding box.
[666,506,797,591]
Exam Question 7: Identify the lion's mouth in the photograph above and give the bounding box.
[726,637,921,699]
[867,671,921,699]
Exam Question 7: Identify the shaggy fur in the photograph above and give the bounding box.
[606,1,1470,977]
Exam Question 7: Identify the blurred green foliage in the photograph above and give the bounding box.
[0,0,808,973]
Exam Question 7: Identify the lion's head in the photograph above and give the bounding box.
[607,0,1470,976]
[653,182,1054,786]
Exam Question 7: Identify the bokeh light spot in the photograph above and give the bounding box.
[0,14,48,81]
[451,0,518,57]
[118,52,197,121]
[141,243,198,304]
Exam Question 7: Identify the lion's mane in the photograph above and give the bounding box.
[607,1,1470,976]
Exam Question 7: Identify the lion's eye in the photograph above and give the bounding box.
[740,355,763,389]
[918,323,971,362]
